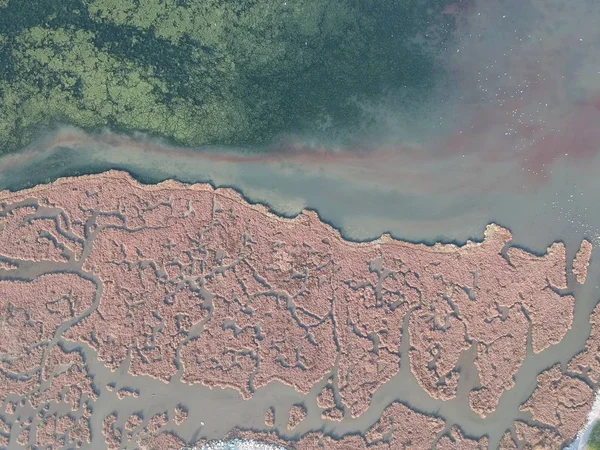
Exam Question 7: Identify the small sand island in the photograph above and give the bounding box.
[0,170,596,449]
[574,239,594,284]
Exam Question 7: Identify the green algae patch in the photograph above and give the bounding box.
[589,420,600,450]
[0,0,455,154]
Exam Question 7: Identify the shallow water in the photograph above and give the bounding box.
[1,131,599,255]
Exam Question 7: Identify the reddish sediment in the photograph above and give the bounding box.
[174,404,189,425]
[512,421,563,449]
[321,407,344,422]
[103,410,174,449]
[519,364,594,447]
[35,413,91,449]
[264,407,275,427]
[573,238,593,284]
[0,170,590,448]
[102,413,121,450]
[568,303,600,383]
[316,385,336,409]
[436,426,488,449]
[287,404,307,430]
[231,401,459,449]
[0,416,10,435]
[116,388,140,399]
[498,432,518,449]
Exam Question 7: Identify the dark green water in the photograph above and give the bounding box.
[0,0,454,154]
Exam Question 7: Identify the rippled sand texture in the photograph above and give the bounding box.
[0,170,595,449]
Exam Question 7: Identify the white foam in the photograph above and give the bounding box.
[183,439,288,450]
